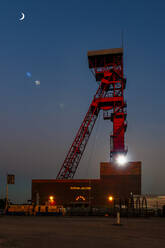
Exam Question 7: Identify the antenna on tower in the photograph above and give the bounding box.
[121,29,124,49]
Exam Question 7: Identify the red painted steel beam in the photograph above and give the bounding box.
[56,48,127,179]
[56,83,107,179]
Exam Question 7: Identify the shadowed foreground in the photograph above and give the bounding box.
[0,216,165,247]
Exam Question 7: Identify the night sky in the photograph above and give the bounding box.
[0,0,165,202]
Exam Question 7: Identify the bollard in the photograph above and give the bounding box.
[113,211,122,226]
[117,212,120,224]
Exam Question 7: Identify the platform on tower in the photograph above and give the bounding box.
[87,48,123,68]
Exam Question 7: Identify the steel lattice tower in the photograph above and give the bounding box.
[57,48,127,179]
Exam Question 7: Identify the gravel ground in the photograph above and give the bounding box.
[0,216,165,248]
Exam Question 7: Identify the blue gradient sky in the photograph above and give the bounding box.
[0,0,165,202]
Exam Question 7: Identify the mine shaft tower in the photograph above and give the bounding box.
[57,48,127,179]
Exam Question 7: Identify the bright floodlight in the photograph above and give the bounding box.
[49,196,54,201]
[116,154,127,166]
[108,196,114,202]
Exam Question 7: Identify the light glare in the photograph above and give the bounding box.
[116,155,127,166]
[49,196,54,201]
[108,196,113,202]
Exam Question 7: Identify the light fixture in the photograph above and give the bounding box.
[116,154,127,166]
[108,196,114,202]
[49,195,54,201]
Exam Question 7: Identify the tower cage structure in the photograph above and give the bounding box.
[56,48,127,179]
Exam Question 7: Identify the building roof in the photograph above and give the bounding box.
[87,48,123,57]
[32,179,100,183]
[88,48,123,68]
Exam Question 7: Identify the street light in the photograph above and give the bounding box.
[108,195,114,202]
[48,195,55,205]
[49,196,54,201]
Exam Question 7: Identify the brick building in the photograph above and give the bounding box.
[32,161,141,207]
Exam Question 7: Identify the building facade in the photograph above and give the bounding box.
[32,162,141,207]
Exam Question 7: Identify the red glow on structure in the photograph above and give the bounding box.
[48,195,56,205]
[56,48,127,179]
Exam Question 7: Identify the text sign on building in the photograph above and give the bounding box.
[7,174,15,184]
[70,186,91,190]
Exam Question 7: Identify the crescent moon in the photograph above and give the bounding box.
[19,12,25,21]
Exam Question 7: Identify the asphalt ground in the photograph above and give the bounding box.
[0,216,165,248]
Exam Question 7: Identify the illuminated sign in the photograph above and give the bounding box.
[70,186,91,190]
[76,196,86,201]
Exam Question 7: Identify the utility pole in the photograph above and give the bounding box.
[5,174,9,213]
[5,174,15,213]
